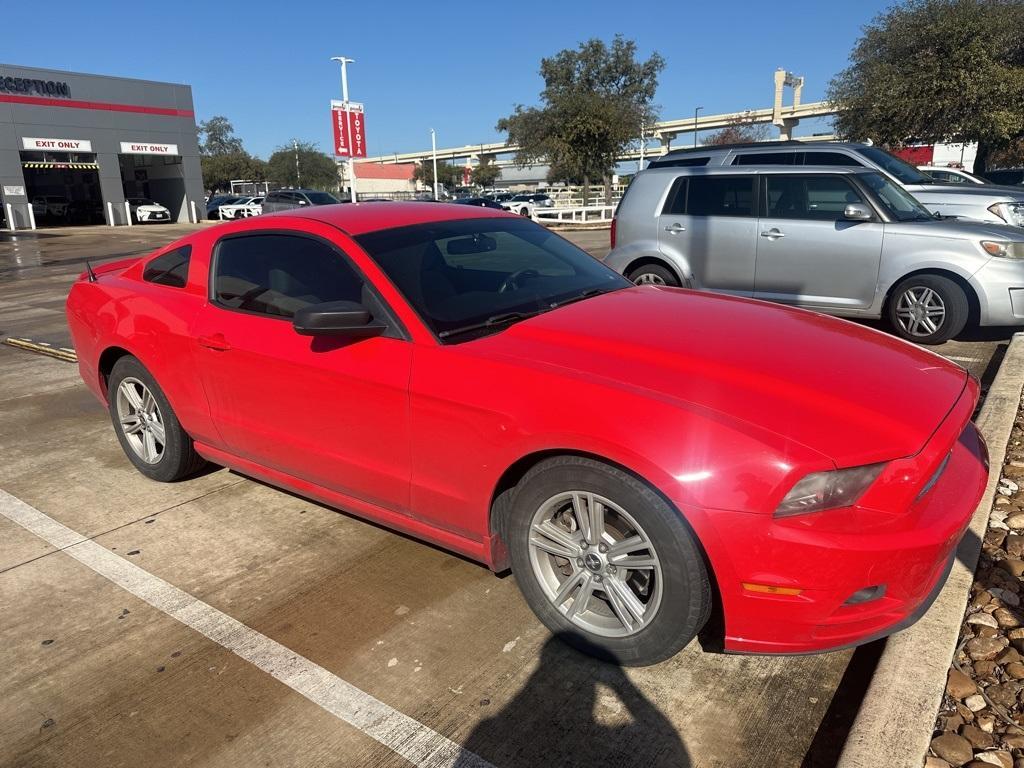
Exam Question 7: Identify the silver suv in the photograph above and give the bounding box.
[261,189,340,213]
[648,141,1024,227]
[606,165,1024,343]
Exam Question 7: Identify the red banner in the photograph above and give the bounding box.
[332,103,367,158]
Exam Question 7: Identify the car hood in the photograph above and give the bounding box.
[885,218,1024,240]
[908,182,1024,202]
[470,287,967,466]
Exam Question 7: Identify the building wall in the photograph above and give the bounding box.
[0,64,203,227]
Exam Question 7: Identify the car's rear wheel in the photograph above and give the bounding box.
[627,262,681,287]
[107,356,207,482]
[507,456,712,666]
[887,274,968,345]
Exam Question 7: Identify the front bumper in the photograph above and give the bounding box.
[688,386,988,655]
[971,257,1024,326]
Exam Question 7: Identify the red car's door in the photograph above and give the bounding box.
[191,228,413,514]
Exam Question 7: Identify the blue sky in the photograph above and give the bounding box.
[5,0,895,159]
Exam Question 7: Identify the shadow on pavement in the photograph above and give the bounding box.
[454,632,691,768]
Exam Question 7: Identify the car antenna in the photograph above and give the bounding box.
[85,260,98,283]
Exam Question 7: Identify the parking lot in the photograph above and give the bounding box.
[0,222,1015,768]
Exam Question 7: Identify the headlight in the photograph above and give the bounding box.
[981,240,1024,259]
[774,464,885,517]
[988,202,1024,227]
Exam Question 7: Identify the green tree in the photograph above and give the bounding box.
[201,153,266,194]
[266,140,339,191]
[471,158,502,188]
[827,0,1024,174]
[497,35,664,203]
[413,160,463,194]
[198,116,244,156]
[703,117,770,147]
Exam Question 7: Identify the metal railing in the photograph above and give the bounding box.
[533,205,616,224]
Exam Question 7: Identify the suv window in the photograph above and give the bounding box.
[213,234,365,318]
[651,156,710,168]
[143,245,191,288]
[764,176,866,220]
[802,151,861,166]
[685,176,755,217]
[733,153,795,166]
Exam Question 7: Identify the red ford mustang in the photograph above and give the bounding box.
[66,202,988,665]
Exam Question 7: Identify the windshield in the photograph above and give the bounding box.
[306,191,340,205]
[861,172,935,221]
[356,217,630,342]
[854,146,932,184]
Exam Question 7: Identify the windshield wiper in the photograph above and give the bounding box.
[438,310,542,340]
[550,287,609,310]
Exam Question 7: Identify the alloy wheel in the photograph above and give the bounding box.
[115,377,166,464]
[633,273,667,286]
[894,286,947,338]
[528,491,663,638]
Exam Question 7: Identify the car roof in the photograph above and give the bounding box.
[655,140,864,159]
[264,201,516,235]
[641,165,872,177]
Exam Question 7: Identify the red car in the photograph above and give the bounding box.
[66,203,988,665]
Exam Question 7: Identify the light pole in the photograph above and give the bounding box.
[293,139,301,186]
[694,106,704,148]
[430,128,439,201]
[330,56,358,202]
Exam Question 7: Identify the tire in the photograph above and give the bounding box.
[886,274,969,345]
[519,207,530,217]
[107,356,207,482]
[507,456,712,666]
[627,262,681,287]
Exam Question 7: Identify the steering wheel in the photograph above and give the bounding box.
[498,268,540,294]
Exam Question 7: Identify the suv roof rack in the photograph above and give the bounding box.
[658,140,806,157]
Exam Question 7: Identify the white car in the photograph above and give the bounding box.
[499,193,555,217]
[918,166,987,185]
[218,197,263,220]
[127,198,172,224]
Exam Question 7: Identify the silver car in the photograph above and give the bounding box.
[607,165,1024,344]
[647,141,1024,227]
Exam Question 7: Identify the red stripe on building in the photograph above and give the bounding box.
[0,93,193,117]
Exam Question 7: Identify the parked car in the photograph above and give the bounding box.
[261,189,340,213]
[127,198,172,224]
[647,141,1024,227]
[486,192,517,203]
[67,202,987,664]
[65,199,105,225]
[607,165,1024,344]
[919,166,987,185]
[206,196,243,220]
[218,197,264,220]
[452,197,505,209]
[501,193,555,217]
[31,195,68,220]
[985,169,1024,187]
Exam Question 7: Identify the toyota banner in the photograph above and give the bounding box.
[332,100,366,158]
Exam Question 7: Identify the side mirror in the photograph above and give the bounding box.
[298,199,309,206]
[843,203,874,221]
[292,300,386,338]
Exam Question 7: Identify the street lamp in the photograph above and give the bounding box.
[430,128,439,201]
[694,106,704,148]
[293,139,300,186]
[330,56,358,203]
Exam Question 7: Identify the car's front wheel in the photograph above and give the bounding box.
[887,274,968,345]
[627,262,681,287]
[507,456,712,666]
[107,356,208,482]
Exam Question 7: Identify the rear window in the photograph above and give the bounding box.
[802,151,860,166]
[143,245,191,288]
[685,176,755,216]
[649,156,710,169]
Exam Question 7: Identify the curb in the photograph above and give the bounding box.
[837,332,1024,768]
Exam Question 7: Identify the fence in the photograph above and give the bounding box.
[533,205,616,225]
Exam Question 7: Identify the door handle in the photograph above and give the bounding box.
[197,333,231,351]
[760,229,785,239]
[664,223,686,233]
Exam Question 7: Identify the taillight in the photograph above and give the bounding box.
[610,217,617,249]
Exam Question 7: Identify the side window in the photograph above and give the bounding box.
[662,177,688,215]
[686,176,755,217]
[733,153,795,166]
[213,234,365,318]
[651,156,710,168]
[764,176,866,220]
[802,151,863,167]
[143,245,191,288]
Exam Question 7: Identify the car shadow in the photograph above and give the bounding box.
[454,632,691,768]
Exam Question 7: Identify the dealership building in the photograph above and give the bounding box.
[0,64,204,228]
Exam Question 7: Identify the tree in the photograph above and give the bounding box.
[703,117,770,146]
[413,160,463,193]
[471,158,502,188]
[266,140,339,191]
[201,152,266,194]
[497,35,664,203]
[827,0,1024,174]
[198,116,244,156]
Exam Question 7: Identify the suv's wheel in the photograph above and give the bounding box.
[887,274,968,345]
[507,456,712,666]
[627,262,681,287]
[107,356,207,482]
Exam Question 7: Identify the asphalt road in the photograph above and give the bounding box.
[0,220,1014,768]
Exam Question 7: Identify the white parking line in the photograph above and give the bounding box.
[943,355,984,364]
[0,489,493,768]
